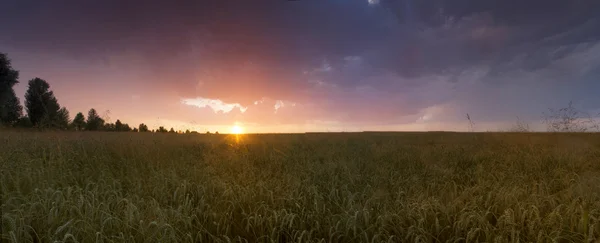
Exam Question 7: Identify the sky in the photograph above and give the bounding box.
[1,0,600,133]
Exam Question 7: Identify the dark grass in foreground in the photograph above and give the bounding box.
[1,132,600,242]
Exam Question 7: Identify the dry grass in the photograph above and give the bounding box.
[1,131,600,242]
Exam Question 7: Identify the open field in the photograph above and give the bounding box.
[2,131,600,242]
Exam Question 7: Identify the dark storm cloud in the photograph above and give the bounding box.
[3,0,597,81]
[1,0,394,101]
[1,0,383,63]
[380,0,600,29]
[371,0,600,77]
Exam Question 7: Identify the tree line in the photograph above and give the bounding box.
[0,53,204,134]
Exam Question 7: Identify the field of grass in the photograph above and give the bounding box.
[2,131,600,242]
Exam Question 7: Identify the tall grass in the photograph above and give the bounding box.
[2,131,600,242]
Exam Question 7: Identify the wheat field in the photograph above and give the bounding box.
[1,131,600,242]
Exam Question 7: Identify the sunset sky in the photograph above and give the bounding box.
[2,0,600,133]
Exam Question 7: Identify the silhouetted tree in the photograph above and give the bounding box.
[138,123,149,132]
[123,123,131,132]
[0,53,23,125]
[185,129,190,134]
[71,112,86,130]
[86,108,104,131]
[169,127,175,133]
[104,123,115,131]
[25,78,61,127]
[54,107,70,129]
[14,116,32,128]
[0,90,21,126]
[158,126,167,133]
[132,127,138,132]
[115,119,123,131]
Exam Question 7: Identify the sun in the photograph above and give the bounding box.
[230,125,244,134]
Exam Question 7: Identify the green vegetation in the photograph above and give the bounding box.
[2,131,600,242]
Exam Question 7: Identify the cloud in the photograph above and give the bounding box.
[379,0,599,27]
[181,97,248,113]
[253,98,266,105]
[274,100,284,112]
[368,0,380,6]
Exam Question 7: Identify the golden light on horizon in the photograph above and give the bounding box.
[231,125,244,134]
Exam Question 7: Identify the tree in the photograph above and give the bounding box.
[543,101,599,132]
[138,123,149,132]
[132,127,138,132]
[185,129,190,134]
[14,116,32,128]
[72,112,86,130]
[104,123,115,131]
[158,126,167,133]
[86,108,105,131]
[24,78,61,126]
[0,53,23,125]
[115,119,123,131]
[169,127,175,133]
[122,123,131,132]
[0,91,22,126]
[54,107,70,129]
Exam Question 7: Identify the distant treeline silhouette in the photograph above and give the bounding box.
[0,53,207,134]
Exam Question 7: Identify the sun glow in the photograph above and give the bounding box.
[231,125,244,134]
